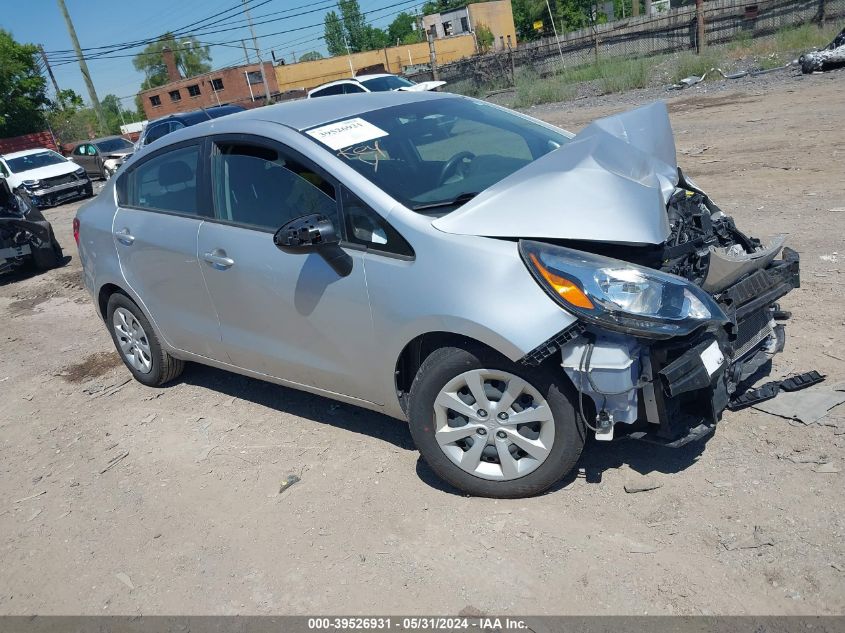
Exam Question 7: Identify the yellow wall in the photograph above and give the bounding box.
[468,1,518,48]
[275,34,477,93]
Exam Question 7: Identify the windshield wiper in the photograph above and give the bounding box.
[411,192,478,212]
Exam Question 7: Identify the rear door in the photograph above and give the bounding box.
[113,139,226,360]
[196,135,377,400]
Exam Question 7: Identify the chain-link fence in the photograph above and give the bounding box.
[412,0,843,87]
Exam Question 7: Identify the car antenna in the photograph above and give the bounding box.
[198,106,213,121]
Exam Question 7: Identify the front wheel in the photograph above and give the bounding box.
[407,345,585,498]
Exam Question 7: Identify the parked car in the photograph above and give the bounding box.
[0,148,92,208]
[70,136,135,180]
[135,105,246,151]
[1,177,64,275]
[308,73,446,98]
[75,93,799,498]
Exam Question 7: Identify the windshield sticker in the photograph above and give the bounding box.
[306,118,388,151]
[337,141,386,172]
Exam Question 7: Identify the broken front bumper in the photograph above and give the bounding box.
[553,248,800,446]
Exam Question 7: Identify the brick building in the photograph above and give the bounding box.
[421,0,517,51]
[139,47,279,120]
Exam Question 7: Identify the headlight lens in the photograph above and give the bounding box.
[75,167,86,177]
[520,240,727,339]
[22,179,41,189]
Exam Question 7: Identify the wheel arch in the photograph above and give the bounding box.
[393,328,572,416]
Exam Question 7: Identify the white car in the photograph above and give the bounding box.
[307,73,446,98]
[0,148,93,208]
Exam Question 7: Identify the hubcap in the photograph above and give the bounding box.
[112,307,153,374]
[433,369,555,481]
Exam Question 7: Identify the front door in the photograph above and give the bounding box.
[196,136,378,401]
[114,141,225,360]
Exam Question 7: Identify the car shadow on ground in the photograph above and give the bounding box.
[178,363,708,497]
[0,255,72,287]
[416,433,709,497]
[177,363,416,451]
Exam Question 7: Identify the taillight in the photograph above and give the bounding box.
[72,217,80,246]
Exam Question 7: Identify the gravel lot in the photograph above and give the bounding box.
[1,71,843,616]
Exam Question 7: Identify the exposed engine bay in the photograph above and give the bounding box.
[0,179,64,275]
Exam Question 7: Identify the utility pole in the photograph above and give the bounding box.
[241,0,271,102]
[343,34,355,76]
[56,0,107,132]
[241,39,251,64]
[545,0,565,67]
[427,33,439,81]
[38,44,64,107]
[695,0,706,50]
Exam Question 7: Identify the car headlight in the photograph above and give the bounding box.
[75,167,86,177]
[22,179,41,190]
[520,240,728,339]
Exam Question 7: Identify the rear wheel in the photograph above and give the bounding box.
[408,345,585,498]
[106,292,184,386]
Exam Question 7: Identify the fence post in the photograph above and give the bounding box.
[696,0,707,50]
[811,0,827,24]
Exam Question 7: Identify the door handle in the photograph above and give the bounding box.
[114,228,135,245]
[203,250,235,269]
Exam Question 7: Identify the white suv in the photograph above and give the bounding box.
[0,148,92,208]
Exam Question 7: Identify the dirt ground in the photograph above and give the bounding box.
[1,72,844,616]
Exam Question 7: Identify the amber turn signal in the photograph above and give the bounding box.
[529,253,595,309]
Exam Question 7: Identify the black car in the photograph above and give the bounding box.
[136,105,246,150]
[0,178,63,275]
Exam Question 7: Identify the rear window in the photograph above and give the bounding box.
[120,145,201,216]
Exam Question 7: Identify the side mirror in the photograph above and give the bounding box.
[273,213,352,277]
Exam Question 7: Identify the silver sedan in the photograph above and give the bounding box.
[74,91,799,497]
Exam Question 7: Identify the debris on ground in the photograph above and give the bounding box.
[99,450,129,474]
[728,370,826,412]
[721,525,775,551]
[669,72,708,90]
[115,572,134,590]
[278,474,301,494]
[624,476,662,493]
[14,490,47,504]
[753,382,845,425]
[799,26,845,73]
[813,462,840,474]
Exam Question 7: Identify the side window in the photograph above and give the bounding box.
[0,161,8,177]
[343,83,366,94]
[123,144,201,216]
[87,144,98,156]
[144,123,170,145]
[211,142,338,232]
[312,84,343,97]
[341,188,413,258]
[72,145,85,156]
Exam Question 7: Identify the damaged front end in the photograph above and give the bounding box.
[0,179,63,275]
[518,179,799,447]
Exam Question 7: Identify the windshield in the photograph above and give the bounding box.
[360,75,415,91]
[96,138,134,153]
[304,98,570,212]
[6,151,67,174]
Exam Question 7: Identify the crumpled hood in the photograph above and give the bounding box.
[432,101,680,245]
[12,161,80,182]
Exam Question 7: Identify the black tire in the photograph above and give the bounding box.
[408,345,585,498]
[105,292,185,387]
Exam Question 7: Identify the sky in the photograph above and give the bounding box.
[1,0,423,115]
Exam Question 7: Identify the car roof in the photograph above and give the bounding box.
[249,90,453,131]
[88,136,131,145]
[148,105,246,127]
[355,73,394,80]
[1,148,58,160]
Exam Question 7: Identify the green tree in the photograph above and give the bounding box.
[299,50,324,62]
[0,29,49,138]
[387,12,419,45]
[45,88,98,145]
[475,23,495,52]
[512,0,545,41]
[339,0,368,51]
[132,33,211,91]
[324,10,347,57]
